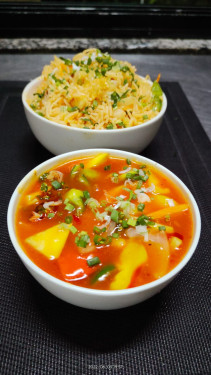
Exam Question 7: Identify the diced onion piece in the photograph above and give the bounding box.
[126,225,147,238]
[139,169,145,177]
[135,183,155,194]
[43,200,62,211]
[47,170,63,182]
[106,221,116,235]
[119,167,131,174]
[29,211,42,222]
[167,199,175,207]
[136,192,151,203]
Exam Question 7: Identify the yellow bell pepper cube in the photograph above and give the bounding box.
[110,241,148,290]
[152,195,177,210]
[83,168,99,180]
[25,224,70,259]
[169,236,183,253]
[65,188,84,209]
[148,174,170,194]
[86,153,109,168]
[24,192,40,206]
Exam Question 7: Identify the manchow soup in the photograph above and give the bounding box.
[15,153,193,290]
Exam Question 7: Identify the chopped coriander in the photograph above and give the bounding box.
[126,158,131,165]
[51,180,61,190]
[143,114,148,120]
[123,79,128,85]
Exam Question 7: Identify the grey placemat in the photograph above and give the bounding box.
[0,81,210,375]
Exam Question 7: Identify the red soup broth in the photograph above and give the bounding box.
[15,154,193,290]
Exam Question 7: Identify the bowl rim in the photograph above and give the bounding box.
[7,148,201,297]
[22,76,167,134]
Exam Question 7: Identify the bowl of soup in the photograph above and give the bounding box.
[7,149,200,309]
[22,49,167,155]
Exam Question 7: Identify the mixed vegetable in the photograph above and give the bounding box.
[16,153,192,290]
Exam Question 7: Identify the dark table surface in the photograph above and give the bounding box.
[0,78,210,375]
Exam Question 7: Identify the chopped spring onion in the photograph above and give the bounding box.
[51,180,62,190]
[65,216,73,224]
[75,232,90,248]
[111,209,119,223]
[69,225,77,234]
[65,203,75,212]
[87,256,101,267]
[91,264,115,284]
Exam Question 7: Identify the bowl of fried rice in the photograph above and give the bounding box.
[22,48,167,155]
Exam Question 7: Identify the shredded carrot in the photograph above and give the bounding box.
[156,73,161,83]
[149,204,189,219]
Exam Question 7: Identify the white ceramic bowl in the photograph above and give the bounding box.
[7,149,201,310]
[22,77,167,155]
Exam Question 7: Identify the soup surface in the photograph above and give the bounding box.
[16,154,193,290]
